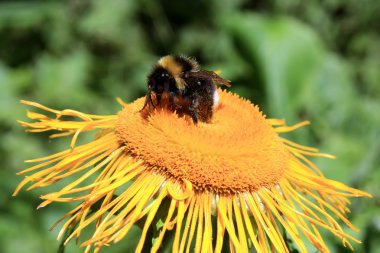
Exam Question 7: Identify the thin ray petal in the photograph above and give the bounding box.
[15,91,371,253]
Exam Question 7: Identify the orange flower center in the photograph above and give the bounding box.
[115,90,289,194]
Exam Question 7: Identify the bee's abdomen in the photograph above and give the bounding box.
[184,78,215,123]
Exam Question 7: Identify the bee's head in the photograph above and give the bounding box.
[147,66,175,95]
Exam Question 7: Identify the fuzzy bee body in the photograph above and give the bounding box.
[142,55,230,123]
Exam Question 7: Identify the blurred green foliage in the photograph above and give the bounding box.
[1,0,379,252]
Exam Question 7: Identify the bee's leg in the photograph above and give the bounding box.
[141,95,149,110]
[155,93,161,107]
[141,92,154,111]
[168,92,175,110]
[190,110,198,124]
[189,98,199,124]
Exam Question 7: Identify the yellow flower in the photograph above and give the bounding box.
[14,90,371,253]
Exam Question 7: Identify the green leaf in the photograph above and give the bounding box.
[220,13,325,121]
[34,48,93,108]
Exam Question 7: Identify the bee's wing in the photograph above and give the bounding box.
[188,70,231,87]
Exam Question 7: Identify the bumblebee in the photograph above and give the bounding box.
[142,55,231,123]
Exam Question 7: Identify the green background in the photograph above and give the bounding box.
[1,0,379,252]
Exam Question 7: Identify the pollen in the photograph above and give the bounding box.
[116,90,288,194]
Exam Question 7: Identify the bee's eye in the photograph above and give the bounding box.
[197,81,202,85]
